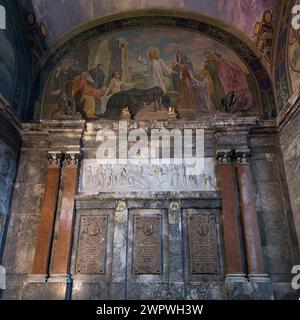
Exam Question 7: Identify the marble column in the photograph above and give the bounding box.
[216,150,245,281]
[236,151,266,278]
[32,152,62,279]
[50,152,80,277]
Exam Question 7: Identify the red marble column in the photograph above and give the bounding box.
[217,151,244,278]
[32,152,62,276]
[51,152,80,276]
[236,151,265,276]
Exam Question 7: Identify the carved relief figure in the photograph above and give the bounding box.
[80,162,216,193]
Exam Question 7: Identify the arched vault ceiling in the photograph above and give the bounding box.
[20,0,279,45]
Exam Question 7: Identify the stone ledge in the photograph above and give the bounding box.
[75,191,221,202]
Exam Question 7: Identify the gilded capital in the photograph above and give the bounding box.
[64,152,81,167]
[216,150,234,164]
[236,151,251,165]
[48,151,63,167]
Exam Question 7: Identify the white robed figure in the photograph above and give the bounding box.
[137,47,175,93]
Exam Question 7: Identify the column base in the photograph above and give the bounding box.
[27,274,48,283]
[248,274,270,283]
[248,274,274,300]
[226,274,274,300]
[48,274,72,283]
[225,274,247,283]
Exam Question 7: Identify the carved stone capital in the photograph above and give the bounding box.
[64,152,81,167]
[236,150,251,165]
[48,151,63,167]
[216,150,234,164]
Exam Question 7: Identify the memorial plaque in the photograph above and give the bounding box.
[188,214,220,274]
[133,215,162,275]
[75,215,108,274]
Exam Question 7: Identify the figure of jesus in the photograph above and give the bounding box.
[137,47,176,93]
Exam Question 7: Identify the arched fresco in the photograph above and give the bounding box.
[288,0,300,93]
[42,27,262,121]
[274,0,300,110]
[38,16,277,120]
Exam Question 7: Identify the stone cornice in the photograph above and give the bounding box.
[21,120,86,138]
[17,117,281,144]
[84,116,261,132]
[9,116,283,142]
[75,191,222,204]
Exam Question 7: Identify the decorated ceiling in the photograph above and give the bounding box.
[3,0,296,121]
[20,0,278,44]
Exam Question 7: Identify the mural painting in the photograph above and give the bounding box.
[21,0,277,44]
[42,28,260,121]
[288,0,300,93]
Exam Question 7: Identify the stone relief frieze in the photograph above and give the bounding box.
[79,158,216,193]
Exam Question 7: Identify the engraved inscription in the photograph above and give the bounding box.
[75,215,107,274]
[133,216,162,275]
[188,214,220,274]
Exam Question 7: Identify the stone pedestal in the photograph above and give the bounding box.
[225,276,274,300]
[23,277,67,300]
